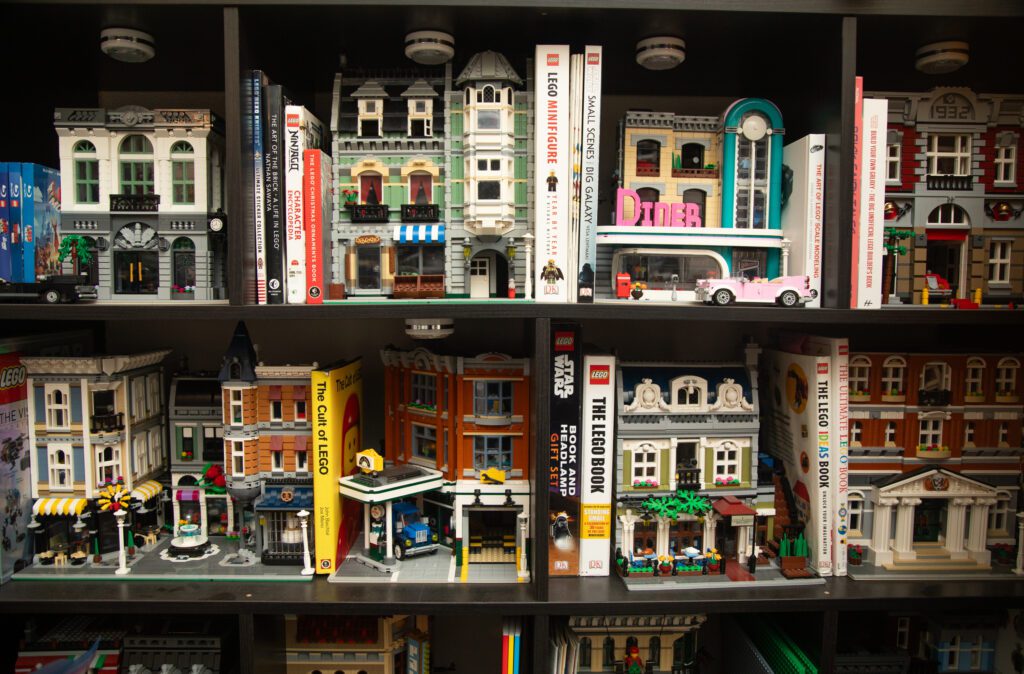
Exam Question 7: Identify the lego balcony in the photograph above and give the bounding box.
[915,444,952,460]
[675,466,702,491]
[671,167,720,179]
[90,412,124,433]
[917,389,952,406]
[110,194,161,212]
[463,203,515,237]
[345,203,390,223]
[926,175,973,191]
[401,204,440,223]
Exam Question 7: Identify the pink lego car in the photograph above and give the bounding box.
[695,275,816,307]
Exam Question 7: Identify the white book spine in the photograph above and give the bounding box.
[568,54,583,301]
[577,47,602,300]
[780,135,825,308]
[856,98,888,308]
[813,354,834,575]
[579,353,614,576]
[534,45,571,303]
[832,340,850,575]
[284,105,307,304]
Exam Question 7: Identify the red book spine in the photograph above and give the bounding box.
[304,149,324,304]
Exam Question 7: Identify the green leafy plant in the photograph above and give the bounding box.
[640,489,712,520]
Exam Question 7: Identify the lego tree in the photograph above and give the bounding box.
[881,228,913,304]
[57,234,94,277]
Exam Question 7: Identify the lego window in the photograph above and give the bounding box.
[73,141,100,204]
[131,376,147,419]
[964,421,975,446]
[927,133,972,176]
[678,143,705,170]
[477,109,500,130]
[478,180,500,200]
[412,424,437,461]
[296,449,308,473]
[996,358,1019,394]
[149,429,161,470]
[649,636,661,665]
[920,362,952,392]
[683,189,706,225]
[636,140,660,176]
[886,142,901,183]
[631,443,659,485]
[91,388,116,421]
[271,448,283,471]
[270,400,283,421]
[918,418,943,447]
[850,421,862,446]
[579,638,592,667]
[411,373,437,410]
[885,421,898,445]
[670,376,707,410]
[44,383,70,430]
[230,439,245,475]
[734,187,767,229]
[927,203,968,226]
[294,401,307,422]
[230,389,244,425]
[988,240,1011,283]
[713,441,739,479]
[895,617,910,650]
[203,427,223,462]
[171,142,196,205]
[848,495,863,533]
[359,173,382,205]
[472,435,512,471]
[410,117,432,137]
[146,373,160,415]
[881,356,906,395]
[483,86,495,103]
[603,637,616,666]
[994,139,1017,183]
[95,445,119,485]
[989,493,1011,535]
[966,358,985,395]
[356,245,381,290]
[849,356,871,395]
[998,422,1009,446]
[615,251,723,292]
[181,426,194,461]
[397,245,444,277]
[118,135,155,196]
[409,173,432,204]
[47,444,72,490]
[473,380,513,417]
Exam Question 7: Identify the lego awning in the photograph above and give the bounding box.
[176,489,201,502]
[926,230,968,241]
[32,498,88,516]
[394,224,445,244]
[130,480,163,503]
[712,496,757,517]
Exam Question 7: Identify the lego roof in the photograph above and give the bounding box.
[871,465,996,491]
[351,81,389,98]
[401,80,438,98]
[218,322,258,383]
[455,51,522,86]
[171,378,221,408]
[619,365,753,409]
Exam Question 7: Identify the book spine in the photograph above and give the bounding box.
[252,71,268,304]
[264,84,285,304]
[856,98,888,309]
[20,165,35,284]
[38,166,61,280]
[0,163,11,281]
[567,53,582,302]
[8,164,22,283]
[849,76,863,308]
[304,149,331,304]
[311,368,335,573]
[577,46,602,303]
[805,135,826,308]
[548,322,581,575]
[579,353,614,576]
[831,339,850,575]
[534,45,571,303]
[285,105,307,304]
[814,354,834,576]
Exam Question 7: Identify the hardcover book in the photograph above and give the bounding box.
[8,164,22,283]
[579,353,614,576]
[548,322,581,575]
[854,97,888,309]
[576,47,602,304]
[31,164,61,281]
[0,163,10,281]
[849,76,863,308]
[263,83,286,304]
[311,358,363,574]
[781,135,826,308]
[303,149,332,305]
[534,45,571,303]
[251,70,268,304]
[17,165,34,283]
[284,105,325,304]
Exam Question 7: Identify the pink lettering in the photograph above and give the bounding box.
[615,189,640,226]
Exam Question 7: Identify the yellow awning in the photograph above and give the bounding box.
[32,498,88,516]
[130,480,164,502]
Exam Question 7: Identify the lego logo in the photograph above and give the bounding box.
[816,362,829,375]
[587,54,600,65]
[589,366,610,385]
[554,332,575,351]
[286,114,300,124]
[547,54,559,66]
[0,365,26,390]
[838,345,849,355]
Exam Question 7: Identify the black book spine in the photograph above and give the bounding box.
[264,83,285,304]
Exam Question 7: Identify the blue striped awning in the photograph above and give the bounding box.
[394,224,445,244]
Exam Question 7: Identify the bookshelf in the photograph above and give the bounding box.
[2,2,1023,673]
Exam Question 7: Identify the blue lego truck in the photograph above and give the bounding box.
[392,501,439,561]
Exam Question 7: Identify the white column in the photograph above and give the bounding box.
[967,498,996,566]
[656,517,671,558]
[945,497,973,559]
[172,498,181,536]
[871,498,898,565]
[517,513,529,578]
[619,510,637,556]
[297,510,314,575]
[199,492,209,537]
[893,498,921,561]
[704,515,718,554]
[523,233,534,300]
[385,500,395,563]
[780,238,791,276]
[115,509,130,575]
[1014,513,1024,575]
[363,503,371,552]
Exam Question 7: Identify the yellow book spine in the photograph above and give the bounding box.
[311,368,337,574]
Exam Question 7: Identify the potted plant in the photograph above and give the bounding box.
[779,532,810,577]
[657,555,673,576]
[848,544,864,566]
[705,547,722,573]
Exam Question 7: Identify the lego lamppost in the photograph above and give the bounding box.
[298,509,314,576]
[523,233,534,300]
[114,509,130,575]
[506,238,516,298]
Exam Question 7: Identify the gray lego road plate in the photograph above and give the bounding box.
[328,547,527,584]
[621,566,826,591]
[846,563,1023,582]
[14,537,311,582]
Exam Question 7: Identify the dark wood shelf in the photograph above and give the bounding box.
[8,0,1024,18]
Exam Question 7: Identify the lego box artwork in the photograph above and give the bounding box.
[0,353,29,582]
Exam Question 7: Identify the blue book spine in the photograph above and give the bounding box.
[20,164,36,283]
[8,164,22,282]
[36,166,61,279]
[0,163,10,281]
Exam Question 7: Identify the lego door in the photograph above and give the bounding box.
[469,256,489,298]
[113,251,159,294]
[913,500,944,543]
[925,239,964,298]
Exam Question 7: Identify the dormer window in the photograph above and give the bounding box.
[407,98,433,137]
[358,99,383,137]
[669,375,708,412]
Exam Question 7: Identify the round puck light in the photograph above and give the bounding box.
[100,28,156,63]
[635,36,686,71]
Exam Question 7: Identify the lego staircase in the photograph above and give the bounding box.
[765,467,802,560]
[881,542,991,572]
